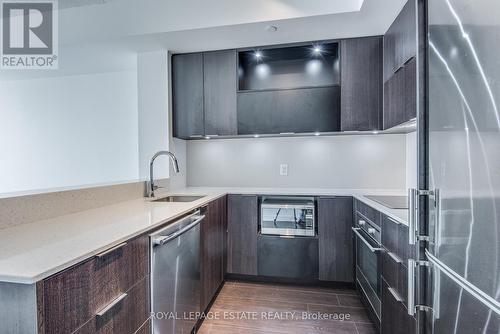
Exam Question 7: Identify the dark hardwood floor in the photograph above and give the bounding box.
[198,281,377,334]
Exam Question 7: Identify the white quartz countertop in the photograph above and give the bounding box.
[0,187,407,284]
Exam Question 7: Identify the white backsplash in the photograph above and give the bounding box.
[186,134,408,190]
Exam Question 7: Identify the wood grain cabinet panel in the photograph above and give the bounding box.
[340,37,383,131]
[226,195,258,276]
[381,277,416,334]
[172,53,205,139]
[318,197,354,282]
[73,277,149,334]
[404,56,417,122]
[203,51,238,136]
[354,199,381,227]
[201,196,226,311]
[37,236,149,334]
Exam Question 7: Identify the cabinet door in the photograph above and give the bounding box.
[391,0,416,73]
[227,195,258,275]
[404,57,417,122]
[399,0,416,66]
[341,37,383,131]
[383,67,405,129]
[318,197,354,282]
[383,27,396,83]
[201,196,225,311]
[237,86,340,135]
[172,53,204,139]
[203,50,237,136]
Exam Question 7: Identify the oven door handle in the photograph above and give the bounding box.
[352,227,383,253]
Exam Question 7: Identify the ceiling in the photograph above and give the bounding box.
[0,0,407,80]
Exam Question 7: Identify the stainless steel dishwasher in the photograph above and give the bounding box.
[150,210,205,334]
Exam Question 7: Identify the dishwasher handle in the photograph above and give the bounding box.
[153,215,205,246]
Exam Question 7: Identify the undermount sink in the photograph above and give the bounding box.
[153,195,205,203]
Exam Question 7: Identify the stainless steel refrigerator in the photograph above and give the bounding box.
[409,0,500,333]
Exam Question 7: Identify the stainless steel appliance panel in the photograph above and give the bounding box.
[150,212,204,334]
[353,218,384,320]
[423,0,500,332]
[260,196,315,237]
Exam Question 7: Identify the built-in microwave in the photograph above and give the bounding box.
[260,196,315,237]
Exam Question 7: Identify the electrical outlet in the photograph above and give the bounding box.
[280,164,288,176]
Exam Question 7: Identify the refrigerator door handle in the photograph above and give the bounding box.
[408,189,417,245]
[408,259,416,315]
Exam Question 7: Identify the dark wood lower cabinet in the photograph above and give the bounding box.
[318,197,354,282]
[381,277,416,334]
[227,195,258,276]
[134,319,151,334]
[201,196,226,311]
[37,236,149,334]
[73,277,150,334]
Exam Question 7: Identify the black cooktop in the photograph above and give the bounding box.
[364,195,408,209]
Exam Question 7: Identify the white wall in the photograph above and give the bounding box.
[0,71,139,196]
[137,51,170,181]
[186,134,407,189]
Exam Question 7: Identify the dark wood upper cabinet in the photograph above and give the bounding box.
[340,37,383,131]
[201,196,226,312]
[318,196,354,282]
[203,50,238,136]
[404,56,417,122]
[383,0,417,129]
[172,53,205,139]
[237,86,340,135]
[226,195,258,276]
[384,0,416,78]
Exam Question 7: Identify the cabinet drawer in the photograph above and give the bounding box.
[381,277,416,334]
[38,236,149,334]
[382,214,399,253]
[382,249,408,305]
[74,277,150,334]
[398,223,415,263]
[355,200,381,227]
[134,318,151,334]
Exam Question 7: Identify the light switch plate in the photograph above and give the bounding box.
[280,164,288,176]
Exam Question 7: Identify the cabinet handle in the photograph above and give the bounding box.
[403,56,415,65]
[386,216,401,225]
[388,287,404,303]
[387,251,403,263]
[96,293,127,317]
[189,135,204,138]
[352,227,383,252]
[96,242,127,259]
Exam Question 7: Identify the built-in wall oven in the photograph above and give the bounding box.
[352,213,383,321]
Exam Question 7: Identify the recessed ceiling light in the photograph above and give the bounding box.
[266,25,278,33]
[313,45,322,55]
[254,51,262,59]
